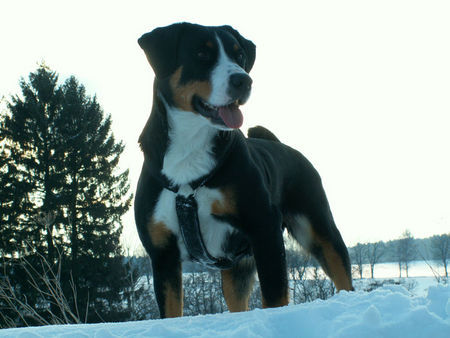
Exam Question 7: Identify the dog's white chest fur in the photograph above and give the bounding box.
[154,106,235,262]
[161,108,216,186]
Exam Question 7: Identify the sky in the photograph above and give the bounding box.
[1,0,449,252]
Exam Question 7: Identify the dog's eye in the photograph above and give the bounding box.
[197,51,211,61]
[236,52,246,68]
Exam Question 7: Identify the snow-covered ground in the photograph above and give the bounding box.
[0,283,448,337]
[1,261,449,337]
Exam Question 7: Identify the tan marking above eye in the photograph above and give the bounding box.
[206,40,214,48]
[169,66,212,112]
[233,43,239,51]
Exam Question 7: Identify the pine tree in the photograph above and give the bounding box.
[1,65,63,260]
[0,64,133,325]
[57,76,133,322]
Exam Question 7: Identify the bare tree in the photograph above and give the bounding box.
[248,283,262,310]
[350,243,365,279]
[0,246,83,327]
[365,242,385,279]
[286,249,335,304]
[431,233,449,278]
[183,271,225,316]
[286,249,310,303]
[309,263,336,300]
[122,255,157,321]
[397,230,416,278]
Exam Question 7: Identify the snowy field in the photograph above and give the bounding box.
[1,261,449,337]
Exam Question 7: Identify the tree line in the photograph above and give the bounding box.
[349,230,449,279]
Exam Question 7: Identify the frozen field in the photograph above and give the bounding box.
[355,260,447,279]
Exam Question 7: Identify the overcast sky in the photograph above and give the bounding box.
[1,0,449,251]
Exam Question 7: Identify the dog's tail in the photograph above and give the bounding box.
[247,126,280,142]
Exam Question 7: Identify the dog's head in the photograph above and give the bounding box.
[138,23,255,130]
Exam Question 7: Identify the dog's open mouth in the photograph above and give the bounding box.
[193,96,244,129]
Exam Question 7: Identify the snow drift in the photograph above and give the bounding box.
[0,284,449,338]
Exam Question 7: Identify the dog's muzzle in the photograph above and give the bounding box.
[228,73,253,104]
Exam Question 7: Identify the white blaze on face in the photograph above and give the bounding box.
[208,35,247,107]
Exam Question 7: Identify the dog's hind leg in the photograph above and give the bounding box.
[221,257,256,312]
[286,211,353,291]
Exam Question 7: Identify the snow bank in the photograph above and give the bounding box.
[1,284,449,338]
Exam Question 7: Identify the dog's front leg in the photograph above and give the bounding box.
[248,210,289,308]
[149,231,183,318]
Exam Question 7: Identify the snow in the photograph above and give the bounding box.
[1,283,449,338]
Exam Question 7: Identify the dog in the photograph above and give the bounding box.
[134,22,353,318]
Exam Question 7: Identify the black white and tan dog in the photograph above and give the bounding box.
[134,22,353,318]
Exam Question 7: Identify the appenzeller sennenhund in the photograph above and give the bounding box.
[134,22,353,318]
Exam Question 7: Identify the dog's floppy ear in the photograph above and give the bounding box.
[220,25,256,73]
[138,23,188,79]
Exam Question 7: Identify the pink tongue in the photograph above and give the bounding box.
[218,105,243,129]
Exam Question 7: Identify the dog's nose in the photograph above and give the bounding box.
[229,73,252,100]
[230,73,252,90]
